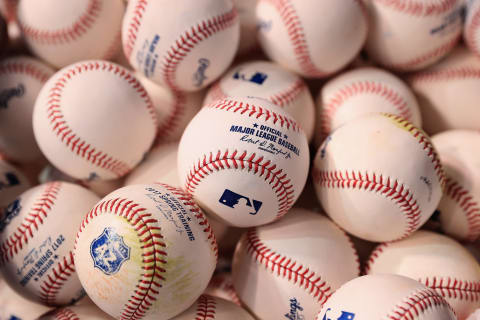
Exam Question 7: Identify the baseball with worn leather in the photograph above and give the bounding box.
[0,182,100,306]
[0,56,54,164]
[408,46,480,135]
[366,230,480,320]
[204,61,315,141]
[312,113,445,242]
[17,0,125,68]
[365,0,463,71]
[0,159,30,214]
[122,0,240,92]
[171,295,254,320]
[232,208,359,320]
[465,0,480,57]
[317,274,456,320]
[431,130,480,242]
[38,297,114,319]
[74,183,218,320]
[33,60,157,181]
[256,0,367,78]
[315,67,422,147]
[178,97,309,228]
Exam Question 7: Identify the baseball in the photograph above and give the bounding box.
[317,274,456,320]
[33,60,157,181]
[366,230,480,320]
[0,56,54,164]
[365,0,463,71]
[171,295,254,320]
[74,183,218,320]
[204,60,315,142]
[178,97,309,228]
[17,0,125,68]
[469,309,480,320]
[0,182,100,306]
[312,113,444,242]
[465,0,480,58]
[205,272,241,306]
[256,0,367,78]
[122,0,240,91]
[38,297,114,319]
[0,159,30,214]
[232,208,359,320]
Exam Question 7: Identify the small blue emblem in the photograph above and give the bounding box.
[0,199,22,232]
[233,70,268,85]
[90,227,130,275]
[219,189,263,215]
[322,309,355,320]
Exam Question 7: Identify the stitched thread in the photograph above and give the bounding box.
[421,277,480,302]
[39,251,76,305]
[208,275,241,306]
[409,67,480,84]
[364,243,389,274]
[466,3,480,56]
[0,61,52,83]
[53,308,80,320]
[372,0,459,16]
[195,295,217,320]
[124,0,148,59]
[154,91,186,145]
[46,61,157,178]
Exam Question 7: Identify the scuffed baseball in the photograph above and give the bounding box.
[38,297,114,319]
[0,158,30,214]
[171,295,254,320]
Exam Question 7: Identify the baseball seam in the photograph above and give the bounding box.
[372,0,459,16]
[409,67,480,83]
[53,308,80,320]
[421,277,480,302]
[39,251,76,305]
[208,276,242,306]
[46,61,157,178]
[195,295,217,320]
[465,3,480,56]
[364,243,388,275]
[124,0,148,59]
[154,91,187,146]
[0,61,52,83]
[75,197,167,320]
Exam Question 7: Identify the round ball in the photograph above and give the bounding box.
[171,295,254,320]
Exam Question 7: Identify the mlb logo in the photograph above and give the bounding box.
[90,227,130,275]
[218,189,263,215]
[322,309,355,320]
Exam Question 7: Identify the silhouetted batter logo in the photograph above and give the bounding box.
[233,70,268,85]
[322,309,356,320]
[218,189,262,215]
[90,227,130,275]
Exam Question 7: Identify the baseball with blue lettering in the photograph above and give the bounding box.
[0,159,30,216]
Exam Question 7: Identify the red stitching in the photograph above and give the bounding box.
[364,243,389,274]
[154,91,186,146]
[124,0,148,59]
[53,308,80,320]
[312,169,422,240]
[0,182,61,266]
[185,149,295,221]
[39,251,76,305]
[46,61,157,178]
[244,229,333,305]
[385,288,454,320]
[0,60,52,83]
[372,0,459,16]
[420,277,480,302]
[75,197,167,320]
[19,0,101,44]
[195,295,217,320]
[409,67,480,83]
[207,275,241,306]
[466,2,480,57]
[206,82,228,104]
[320,81,414,136]
[160,7,238,90]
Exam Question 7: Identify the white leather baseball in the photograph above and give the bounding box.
[0,159,30,213]
[122,0,240,92]
[365,0,463,71]
[316,274,456,320]
[205,272,241,306]
[315,67,422,147]
[0,182,100,306]
[465,0,480,58]
[38,297,114,319]
[232,208,360,320]
[178,97,309,228]
[0,56,54,164]
[233,0,258,56]
[312,113,445,242]
[171,295,254,320]
[408,46,480,135]
[136,73,204,145]
[468,309,480,320]
[74,183,218,320]
[432,130,480,242]
[33,60,157,181]
[256,0,367,78]
[366,230,480,320]
[204,61,315,141]
[17,0,125,68]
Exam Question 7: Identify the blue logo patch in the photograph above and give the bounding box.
[233,70,268,85]
[90,227,130,275]
[322,308,355,320]
[0,199,22,232]
[219,189,262,215]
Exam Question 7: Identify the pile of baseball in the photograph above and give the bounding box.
[2,0,480,319]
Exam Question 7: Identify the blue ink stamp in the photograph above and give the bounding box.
[233,69,268,85]
[322,308,355,320]
[285,298,305,320]
[193,58,210,87]
[0,199,22,232]
[219,189,262,215]
[0,83,25,109]
[90,227,130,275]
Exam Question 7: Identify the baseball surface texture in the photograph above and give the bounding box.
[465,0,480,58]
[317,274,456,320]
[178,97,309,228]
[232,208,360,320]
[17,0,125,68]
[365,0,463,71]
[312,113,445,242]
[33,60,157,181]
[205,272,241,306]
[74,183,218,320]
[256,0,367,78]
[122,0,240,91]
[0,182,100,306]
[38,298,114,319]
[0,159,30,214]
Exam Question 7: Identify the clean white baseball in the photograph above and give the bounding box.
[0,159,30,214]
[256,0,367,77]
[232,208,359,320]
[408,46,480,135]
[136,73,204,145]
[171,295,254,320]
[178,97,309,228]
[316,274,456,320]
[366,230,480,320]
[365,0,463,71]
[233,0,258,56]
[74,183,218,320]
[315,67,422,147]
[204,60,315,141]
[33,60,157,181]
[0,182,100,306]
[312,113,445,242]
[17,0,125,68]
[205,272,241,306]
[122,0,240,92]
[465,0,480,58]
[0,56,54,164]
[38,297,114,319]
